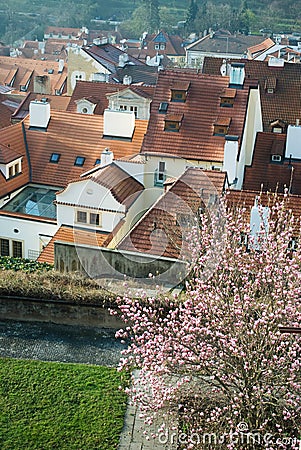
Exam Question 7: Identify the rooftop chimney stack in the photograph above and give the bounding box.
[100,148,113,167]
[29,100,50,129]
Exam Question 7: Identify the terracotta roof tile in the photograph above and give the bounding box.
[141,68,251,162]
[67,80,154,114]
[91,163,144,208]
[22,110,148,187]
[0,122,29,198]
[118,168,227,258]
[0,56,68,95]
[203,57,301,132]
[38,225,112,264]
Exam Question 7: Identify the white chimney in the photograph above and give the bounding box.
[100,148,113,167]
[118,53,129,68]
[123,75,132,85]
[296,119,300,126]
[29,100,50,129]
[229,63,245,88]
[250,197,269,249]
[285,124,301,159]
[103,109,135,139]
[223,136,238,185]
[58,59,64,73]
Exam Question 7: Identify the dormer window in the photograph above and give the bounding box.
[164,113,184,132]
[50,153,60,163]
[220,88,236,107]
[74,156,85,167]
[7,160,22,179]
[170,82,190,103]
[213,117,231,136]
[264,77,277,94]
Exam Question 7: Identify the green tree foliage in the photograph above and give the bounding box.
[141,0,160,33]
[186,0,199,30]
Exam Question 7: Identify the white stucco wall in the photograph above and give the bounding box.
[56,179,126,232]
[0,215,58,259]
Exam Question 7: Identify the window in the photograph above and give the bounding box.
[90,213,100,226]
[120,105,128,111]
[159,102,169,113]
[94,158,101,165]
[8,161,21,179]
[74,156,85,166]
[0,239,9,256]
[155,44,160,50]
[130,105,138,117]
[50,153,60,163]
[12,241,22,258]
[271,154,282,163]
[171,91,186,102]
[0,238,23,257]
[82,107,88,114]
[154,161,166,187]
[160,43,165,50]
[77,210,87,223]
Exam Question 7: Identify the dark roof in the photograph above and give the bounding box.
[83,43,145,74]
[202,57,301,132]
[141,68,252,162]
[188,31,269,55]
[110,65,159,86]
[243,131,301,195]
[118,168,227,258]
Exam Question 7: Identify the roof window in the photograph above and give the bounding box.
[220,88,236,107]
[50,153,60,163]
[94,158,101,165]
[159,102,169,113]
[74,156,85,167]
[164,113,183,132]
[213,117,231,136]
[170,82,190,103]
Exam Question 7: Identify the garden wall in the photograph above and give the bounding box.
[0,296,123,328]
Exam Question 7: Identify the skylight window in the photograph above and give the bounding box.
[159,102,169,113]
[94,158,101,165]
[74,156,85,167]
[50,153,61,163]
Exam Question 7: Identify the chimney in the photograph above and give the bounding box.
[103,109,135,139]
[123,75,132,85]
[29,100,50,129]
[296,119,300,126]
[285,124,301,159]
[223,135,239,186]
[100,148,113,167]
[229,63,245,89]
[118,53,129,68]
[58,59,64,73]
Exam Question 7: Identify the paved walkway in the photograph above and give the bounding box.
[119,371,178,450]
[0,319,124,366]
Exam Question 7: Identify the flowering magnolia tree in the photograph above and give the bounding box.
[115,196,301,449]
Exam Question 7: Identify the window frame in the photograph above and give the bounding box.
[49,153,61,163]
[74,156,85,167]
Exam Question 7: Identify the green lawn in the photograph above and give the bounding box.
[0,358,128,450]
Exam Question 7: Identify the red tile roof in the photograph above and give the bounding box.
[118,168,227,259]
[0,122,29,198]
[0,56,67,95]
[141,68,252,162]
[247,38,275,58]
[226,189,301,229]
[67,80,154,115]
[202,57,301,132]
[38,225,112,264]
[12,92,70,122]
[91,163,144,208]
[22,110,148,187]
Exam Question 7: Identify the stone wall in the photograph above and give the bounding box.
[54,241,188,287]
[0,296,123,328]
